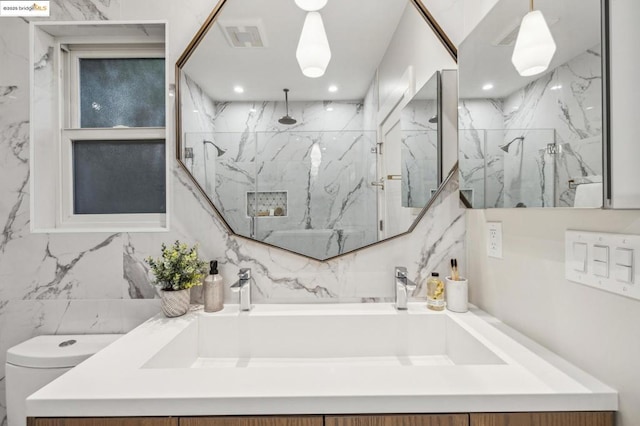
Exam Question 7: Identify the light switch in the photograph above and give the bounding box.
[593,245,609,263]
[594,260,609,278]
[572,242,588,272]
[616,248,634,267]
[615,265,633,283]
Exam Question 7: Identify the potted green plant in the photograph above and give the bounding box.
[146,241,206,317]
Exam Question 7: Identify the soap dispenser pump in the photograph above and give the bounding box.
[204,260,224,313]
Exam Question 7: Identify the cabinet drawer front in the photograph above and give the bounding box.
[32,418,178,426]
[325,414,468,426]
[470,412,614,426]
[181,416,323,426]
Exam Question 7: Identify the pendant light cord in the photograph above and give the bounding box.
[530,0,534,12]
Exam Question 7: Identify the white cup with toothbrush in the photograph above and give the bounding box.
[446,259,468,313]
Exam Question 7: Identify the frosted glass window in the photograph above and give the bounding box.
[73,140,166,214]
[79,58,165,128]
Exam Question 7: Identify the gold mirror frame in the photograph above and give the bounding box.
[174,0,457,261]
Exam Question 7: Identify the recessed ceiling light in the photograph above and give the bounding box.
[234,86,244,94]
[586,106,594,110]
[550,84,562,91]
[193,110,199,113]
[482,83,494,91]
[326,107,334,111]
[328,85,338,93]
[249,108,257,112]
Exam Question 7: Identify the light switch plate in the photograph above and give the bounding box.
[487,222,503,259]
[565,230,640,301]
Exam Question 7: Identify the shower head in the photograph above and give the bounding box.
[428,115,438,124]
[203,140,226,157]
[278,88,297,125]
[278,116,297,125]
[499,136,525,153]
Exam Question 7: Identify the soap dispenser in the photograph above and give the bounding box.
[204,261,224,313]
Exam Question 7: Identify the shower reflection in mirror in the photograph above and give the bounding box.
[176,0,457,260]
[458,0,604,209]
[400,72,440,208]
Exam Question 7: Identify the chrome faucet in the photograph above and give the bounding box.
[231,268,252,311]
[395,266,416,310]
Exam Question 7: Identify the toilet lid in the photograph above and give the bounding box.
[6,334,123,368]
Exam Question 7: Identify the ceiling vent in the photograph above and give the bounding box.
[220,20,268,48]
[492,16,559,46]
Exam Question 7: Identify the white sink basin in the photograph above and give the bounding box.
[26,303,617,418]
[143,304,504,369]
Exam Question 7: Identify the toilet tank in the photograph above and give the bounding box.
[6,334,123,426]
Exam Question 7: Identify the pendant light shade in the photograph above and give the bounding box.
[294,0,327,12]
[511,10,556,77]
[296,12,331,78]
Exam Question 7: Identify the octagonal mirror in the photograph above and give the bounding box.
[176,0,456,260]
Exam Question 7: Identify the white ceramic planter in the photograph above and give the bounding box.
[160,288,190,317]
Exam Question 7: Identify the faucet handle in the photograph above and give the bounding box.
[395,266,407,279]
[238,268,251,280]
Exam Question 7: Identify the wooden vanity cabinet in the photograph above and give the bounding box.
[28,412,616,426]
[325,414,468,426]
[469,412,614,426]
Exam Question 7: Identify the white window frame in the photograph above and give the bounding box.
[29,21,174,233]
[57,44,168,230]
[60,128,166,229]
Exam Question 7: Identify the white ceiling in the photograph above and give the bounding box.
[182,0,412,101]
[459,0,602,99]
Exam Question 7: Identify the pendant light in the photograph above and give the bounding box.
[511,0,556,77]
[294,0,327,12]
[296,11,331,78]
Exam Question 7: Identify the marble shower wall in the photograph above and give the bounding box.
[401,99,439,208]
[459,45,602,208]
[503,45,603,207]
[182,75,378,258]
[0,0,466,423]
[458,99,505,208]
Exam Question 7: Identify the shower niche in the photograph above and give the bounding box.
[247,192,288,218]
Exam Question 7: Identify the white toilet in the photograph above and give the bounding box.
[6,334,122,426]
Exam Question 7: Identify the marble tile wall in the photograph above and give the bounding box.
[458,99,505,208]
[182,75,378,258]
[459,45,603,208]
[503,45,603,207]
[401,99,439,208]
[0,1,466,423]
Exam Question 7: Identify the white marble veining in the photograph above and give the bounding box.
[181,75,379,259]
[0,2,466,424]
[458,100,505,208]
[401,100,439,207]
[459,45,603,208]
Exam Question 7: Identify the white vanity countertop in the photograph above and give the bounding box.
[26,303,617,417]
